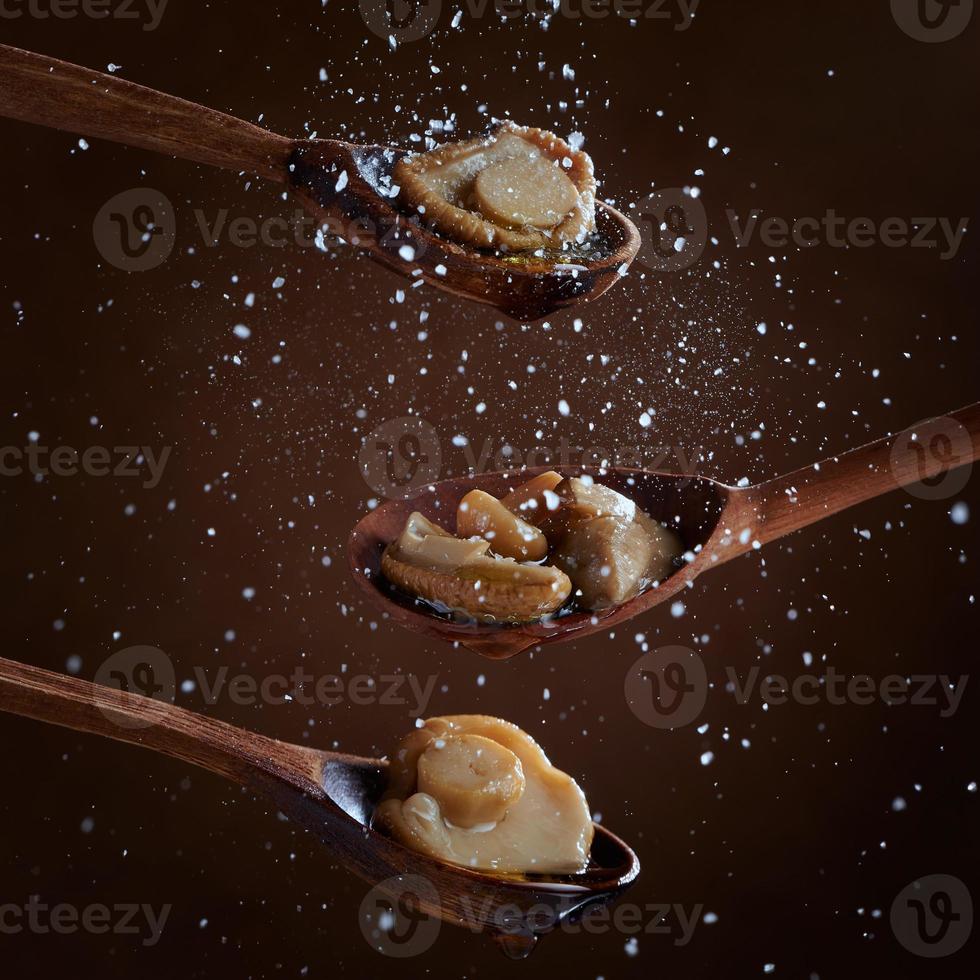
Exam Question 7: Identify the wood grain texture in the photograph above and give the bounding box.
[0,44,293,180]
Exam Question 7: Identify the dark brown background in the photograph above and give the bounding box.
[1,1,977,977]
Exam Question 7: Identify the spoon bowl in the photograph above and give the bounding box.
[0,656,639,954]
[349,465,727,659]
[349,403,980,659]
[289,140,640,321]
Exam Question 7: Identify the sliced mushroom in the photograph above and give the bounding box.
[373,715,594,874]
[556,476,638,523]
[456,489,548,561]
[417,732,525,828]
[394,122,596,252]
[553,511,684,611]
[636,512,685,584]
[382,512,571,623]
[499,470,564,526]
[553,516,655,610]
[472,153,580,231]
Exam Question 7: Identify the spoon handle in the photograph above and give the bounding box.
[0,44,293,181]
[748,401,980,543]
[0,655,319,791]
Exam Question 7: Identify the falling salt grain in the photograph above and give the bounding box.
[700,751,714,766]
[233,324,251,340]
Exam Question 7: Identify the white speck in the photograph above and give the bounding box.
[892,796,907,812]
[233,324,251,340]
[670,601,685,618]
[700,751,714,766]
[558,399,571,417]
[66,655,83,675]
[242,587,256,600]
[80,817,95,834]
[639,412,652,428]
[950,501,969,525]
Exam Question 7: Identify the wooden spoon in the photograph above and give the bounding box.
[0,656,639,956]
[349,402,980,659]
[0,44,639,321]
